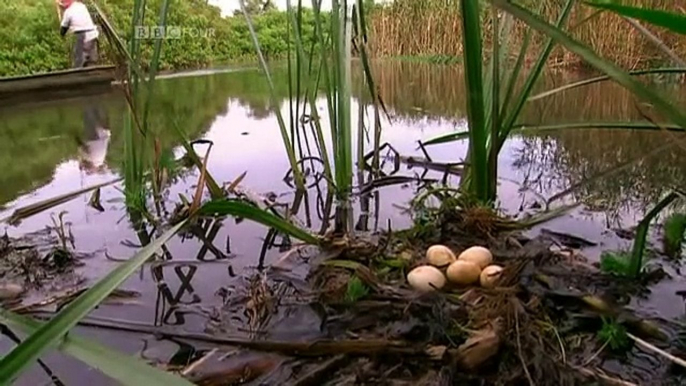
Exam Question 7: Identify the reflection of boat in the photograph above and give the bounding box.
[0,65,116,106]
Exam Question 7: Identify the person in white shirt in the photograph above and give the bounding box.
[58,0,100,68]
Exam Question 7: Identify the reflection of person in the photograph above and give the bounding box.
[57,0,100,68]
[78,102,110,174]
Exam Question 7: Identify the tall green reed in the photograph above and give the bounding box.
[426,0,573,205]
[241,0,382,235]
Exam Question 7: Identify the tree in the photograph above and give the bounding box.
[234,0,275,16]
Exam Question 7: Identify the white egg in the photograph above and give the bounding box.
[407,265,446,292]
[480,265,504,288]
[426,245,456,267]
[458,246,493,269]
[446,260,482,285]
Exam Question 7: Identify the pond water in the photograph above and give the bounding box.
[2,60,686,384]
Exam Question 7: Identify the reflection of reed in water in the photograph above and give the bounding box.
[360,61,686,219]
[515,129,686,223]
[353,60,467,122]
[78,101,111,174]
[515,73,686,218]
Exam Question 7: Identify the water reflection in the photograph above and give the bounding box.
[77,100,111,175]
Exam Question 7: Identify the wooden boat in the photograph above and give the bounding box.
[0,65,117,106]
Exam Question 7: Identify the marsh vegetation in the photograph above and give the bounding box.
[2,1,686,385]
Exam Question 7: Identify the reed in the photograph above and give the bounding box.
[0,2,197,384]
[368,0,686,69]
[240,0,383,234]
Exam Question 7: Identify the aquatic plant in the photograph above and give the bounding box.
[421,1,686,207]
[663,213,686,258]
[239,0,383,234]
[419,0,574,204]
[368,0,686,69]
[0,2,200,384]
[599,250,639,277]
[598,316,631,352]
[345,275,370,303]
[0,221,191,384]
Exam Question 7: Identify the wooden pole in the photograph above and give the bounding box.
[55,1,63,22]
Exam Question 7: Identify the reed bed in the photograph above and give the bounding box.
[368,0,686,69]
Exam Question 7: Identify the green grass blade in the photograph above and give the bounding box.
[513,121,684,133]
[422,130,470,146]
[0,221,187,384]
[500,2,543,117]
[2,178,122,225]
[459,0,488,202]
[355,0,385,177]
[239,0,305,191]
[312,0,338,147]
[286,0,333,183]
[492,0,686,132]
[171,122,223,199]
[336,0,354,199]
[529,68,686,101]
[198,199,320,245]
[662,213,686,257]
[426,120,684,148]
[143,0,171,131]
[585,1,686,35]
[498,0,574,150]
[0,311,193,385]
[488,4,502,200]
[630,192,679,277]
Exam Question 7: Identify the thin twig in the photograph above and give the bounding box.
[27,313,426,357]
[568,364,637,386]
[582,339,608,366]
[514,310,535,386]
[623,17,686,67]
[628,333,686,369]
[635,102,686,155]
[181,348,218,376]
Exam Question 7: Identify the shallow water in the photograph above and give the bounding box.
[1,61,686,384]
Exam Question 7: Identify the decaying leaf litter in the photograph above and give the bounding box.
[5,181,685,386]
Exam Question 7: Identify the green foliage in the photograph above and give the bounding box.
[598,317,631,352]
[663,213,686,258]
[198,199,321,245]
[0,310,193,385]
[585,0,686,35]
[599,192,680,278]
[345,275,370,303]
[0,0,326,77]
[600,250,636,277]
[0,221,189,384]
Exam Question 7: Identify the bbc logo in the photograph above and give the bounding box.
[134,26,215,39]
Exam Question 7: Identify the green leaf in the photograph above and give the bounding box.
[585,0,686,35]
[459,0,489,202]
[629,192,680,277]
[0,220,187,384]
[422,130,470,146]
[239,0,306,190]
[512,121,685,134]
[498,0,574,150]
[198,199,320,245]
[0,311,193,386]
[491,0,686,132]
